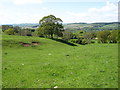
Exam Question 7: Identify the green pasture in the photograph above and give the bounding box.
[2,35,118,88]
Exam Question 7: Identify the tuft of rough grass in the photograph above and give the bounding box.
[2,35,118,88]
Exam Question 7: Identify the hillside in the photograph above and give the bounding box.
[2,35,118,88]
[64,22,118,33]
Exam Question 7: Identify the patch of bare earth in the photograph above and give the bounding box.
[19,42,40,47]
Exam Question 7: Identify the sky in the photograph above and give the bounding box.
[0,0,119,24]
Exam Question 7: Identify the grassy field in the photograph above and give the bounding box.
[2,35,118,88]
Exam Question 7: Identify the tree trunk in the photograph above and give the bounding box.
[51,34,53,39]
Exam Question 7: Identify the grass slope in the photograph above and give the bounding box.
[2,35,118,88]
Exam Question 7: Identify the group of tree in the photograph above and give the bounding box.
[3,26,20,35]
[69,30,119,45]
[97,30,118,43]
[3,25,35,36]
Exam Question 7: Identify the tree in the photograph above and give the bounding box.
[13,26,21,33]
[39,15,63,38]
[117,30,120,43]
[2,25,13,32]
[54,23,64,37]
[62,31,72,41]
[4,28,15,35]
[76,30,86,39]
[18,28,32,36]
[83,32,95,39]
[36,27,44,37]
[108,30,117,43]
[97,30,110,43]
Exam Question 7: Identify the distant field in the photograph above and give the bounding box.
[64,23,118,32]
[2,35,118,88]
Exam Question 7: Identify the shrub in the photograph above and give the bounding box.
[69,39,77,43]
[97,30,110,43]
[36,27,44,37]
[91,40,95,43]
[81,39,88,45]
[4,28,15,35]
[32,32,38,37]
[62,31,72,41]
[76,39,82,44]
[108,30,117,43]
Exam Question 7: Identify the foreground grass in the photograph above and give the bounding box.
[2,35,118,88]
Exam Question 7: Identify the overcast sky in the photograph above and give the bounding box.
[0,0,118,24]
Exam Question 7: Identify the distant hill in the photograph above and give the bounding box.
[64,22,119,33]
[12,23,39,28]
[1,22,118,32]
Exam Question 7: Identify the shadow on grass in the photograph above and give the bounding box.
[51,38,77,46]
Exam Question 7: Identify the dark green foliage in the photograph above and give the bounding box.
[72,39,94,45]
[4,28,15,35]
[76,39,82,44]
[108,30,117,43]
[69,39,77,43]
[97,30,110,43]
[97,30,118,43]
[35,27,44,37]
[81,39,88,45]
[84,32,96,39]
[13,26,21,33]
[2,25,13,32]
[18,28,32,36]
[79,30,84,34]
[39,15,64,38]
[71,34,77,39]
[51,38,77,46]
[91,40,95,43]
[54,23,64,37]
[117,30,120,43]
[62,31,72,41]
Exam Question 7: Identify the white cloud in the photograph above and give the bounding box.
[0,1,118,24]
[13,0,43,5]
[0,12,44,24]
[66,11,88,17]
[88,1,117,13]
[0,5,53,24]
[65,2,118,23]
[42,7,48,10]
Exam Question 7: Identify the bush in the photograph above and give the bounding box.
[91,40,95,43]
[108,30,117,43]
[4,28,15,35]
[76,39,88,45]
[62,31,72,41]
[32,32,38,37]
[69,39,77,43]
[36,28,44,37]
[81,39,88,45]
[97,30,110,43]
[76,39,82,44]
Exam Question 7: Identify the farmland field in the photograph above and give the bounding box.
[2,35,118,88]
